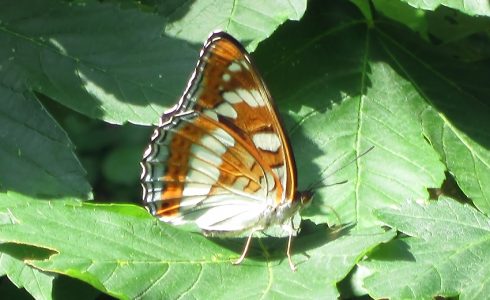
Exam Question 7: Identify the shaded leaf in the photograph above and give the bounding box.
[427,6,490,44]
[372,1,490,62]
[0,0,195,125]
[0,86,91,198]
[0,0,306,125]
[372,0,429,39]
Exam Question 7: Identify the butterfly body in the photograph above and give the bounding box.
[141,32,312,270]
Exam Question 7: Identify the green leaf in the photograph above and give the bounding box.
[1,0,489,298]
[0,0,196,125]
[255,0,446,227]
[349,0,374,22]
[163,0,308,50]
[423,7,490,62]
[422,107,490,214]
[0,0,305,125]
[426,6,490,44]
[0,86,91,199]
[373,0,490,51]
[399,0,490,16]
[372,0,428,38]
[0,208,56,300]
[362,197,490,299]
[0,248,55,300]
[0,243,101,300]
[0,192,395,299]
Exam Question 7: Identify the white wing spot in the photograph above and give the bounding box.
[272,166,285,183]
[223,89,265,107]
[200,134,227,155]
[213,127,235,147]
[188,157,220,182]
[204,109,218,120]
[190,144,223,167]
[250,89,265,106]
[222,73,231,82]
[223,91,242,104]
[252,132,281,152]
[265,172,275,191]
[215,102,237,119]
[235,89,259,107]
[234,177,249,190]
[182,183,211,199]
[187,168,216,185]
[228,62,242,72]
[179,194,207,209]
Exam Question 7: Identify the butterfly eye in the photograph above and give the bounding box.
[299,191,314,206]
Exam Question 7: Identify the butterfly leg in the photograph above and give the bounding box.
[233,231,255,265]
[286,231,296,272]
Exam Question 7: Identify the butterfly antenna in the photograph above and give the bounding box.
[307,146,374,191]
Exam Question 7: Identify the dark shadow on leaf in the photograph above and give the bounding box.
[0,277,34,300]
[0,243,56,261]
[251,0,374,225]
[6,0,200,124]
[206,220,355,265]
[255,0,371,113]
[149,0,195,23]
[373,13,490,150]
[52,274,102,300]
[428,171,471,204]
[1,0,202,199]
[366,238,415,262]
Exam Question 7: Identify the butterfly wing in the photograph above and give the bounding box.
[141,32,297,234]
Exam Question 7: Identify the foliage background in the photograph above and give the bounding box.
[0,0,489,299]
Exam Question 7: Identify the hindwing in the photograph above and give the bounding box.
[141,32,297,233]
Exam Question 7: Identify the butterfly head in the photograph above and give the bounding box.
[296,190,314,208]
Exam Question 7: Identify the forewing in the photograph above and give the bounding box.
[141,32,296,232]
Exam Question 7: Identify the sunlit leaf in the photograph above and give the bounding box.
[0,192,394,299]
[362,198,490,299]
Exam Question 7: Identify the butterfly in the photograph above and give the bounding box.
[140,31,313,271]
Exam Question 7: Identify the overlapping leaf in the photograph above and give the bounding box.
[0,86,91,199]
[422,107,490,214]
[162,0,307,50]
[0,0,196,125]
[399,0,490,16]
[0,0,306,125]
[0,228,55,300]
[0,192,395,299]
[361,198,490,299]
